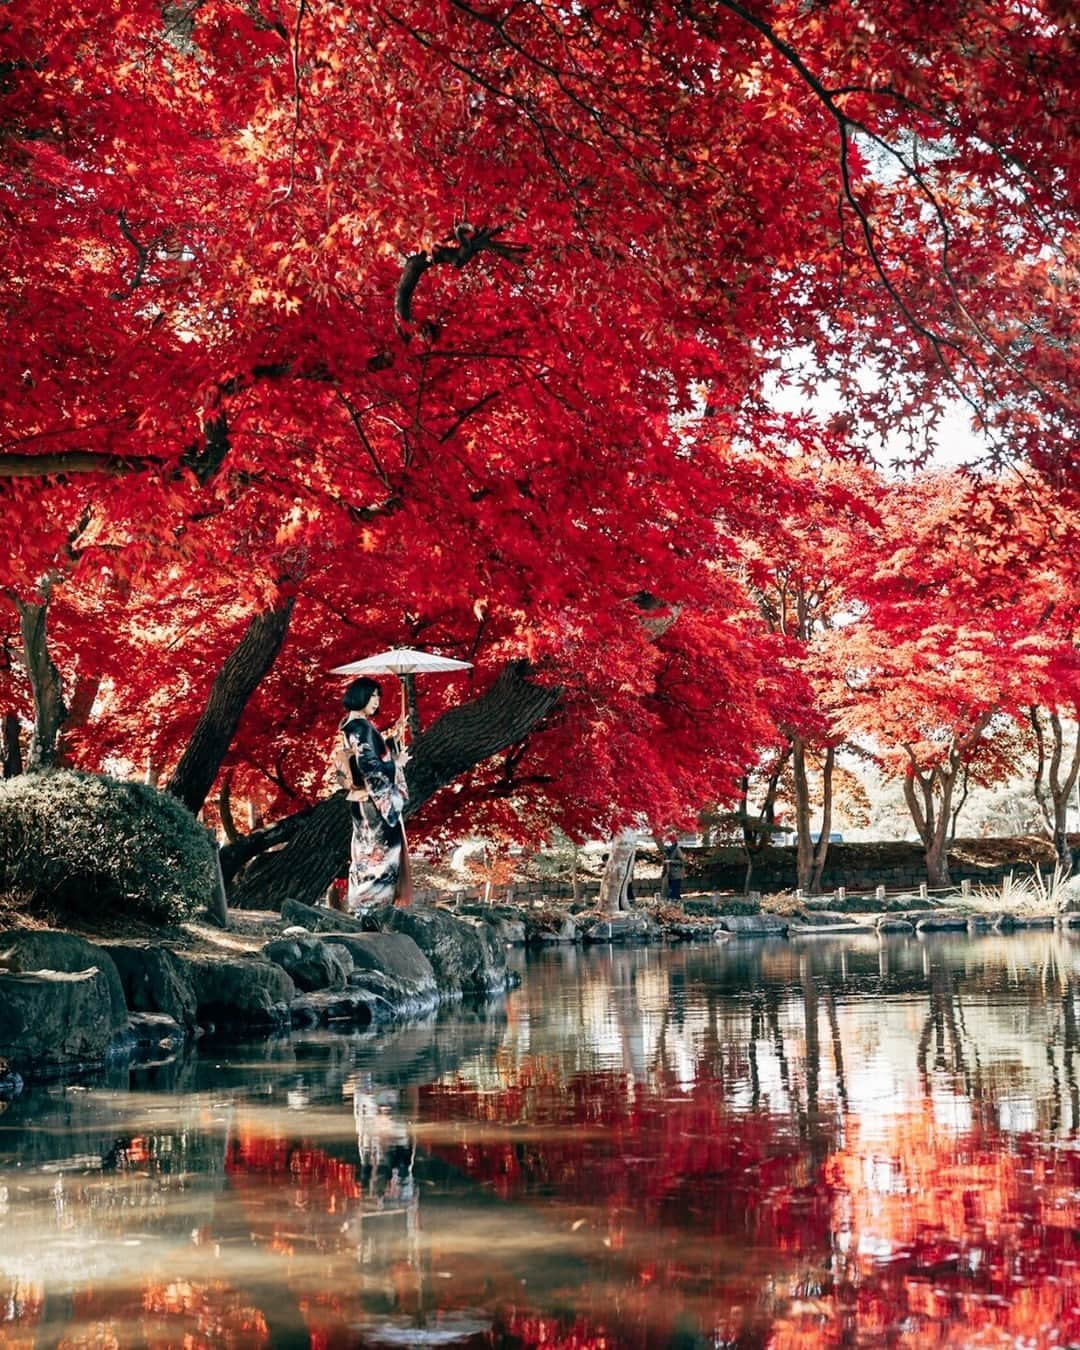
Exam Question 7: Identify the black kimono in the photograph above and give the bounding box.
[341,714,411,910]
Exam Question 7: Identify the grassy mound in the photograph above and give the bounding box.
[0,770,217,925]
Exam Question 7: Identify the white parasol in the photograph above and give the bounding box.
[329,647,473,738]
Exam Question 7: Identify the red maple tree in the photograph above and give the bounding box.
[2,1,1076,893]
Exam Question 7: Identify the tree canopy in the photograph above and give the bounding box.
[2,0,1077,880]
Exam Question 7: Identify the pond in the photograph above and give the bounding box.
[2,931,1080,1348]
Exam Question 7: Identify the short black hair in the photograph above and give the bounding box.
[343,676,381,711]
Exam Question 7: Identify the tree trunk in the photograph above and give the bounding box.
[166,600,295,815]
[229,660,563,909]
[792,735,814,893]
[219,797,323,887]
[793,738,836,894]
[740,749,790,895]
[1032,706,1080,874]
[403,673,421,739]
[1,712,21,777]
[904,760,953,889]
[809,744,835,895]
[924,833,952,889]
[15,591,67,772]
[598,829,636,914]
[947,762,970,845]
[218,774,240,844]
[56,673,101,766]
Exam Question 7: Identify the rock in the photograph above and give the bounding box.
[794,910,849,925]
[0,1065,23,1100]
[263,936,352,992]
[457,905,527,945]
[876,917,916,934]
[1058,875,1080,911]
[318,932,439,1011]
[789,921,870,936]
[915,913,970,932]
[179,953,296,1029]
[715,914,788,938]
[807,896,886,914]
[1014,915,1056,929]
[349,969,437,1018]
[126,1011,186,1058]
[886,893,934,911]
[535,916,578,944]
[370,906,509,993]
[99,942,198,1030]
[281,898,373,934]
[0,929,128,1028]
[0,968,123,1068]
[582,913,655,943]
[290,990,376,1028]
[459,915,512,987]
[495,918,526,945]
[684,897,762,917]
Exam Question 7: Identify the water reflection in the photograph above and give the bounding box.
[2,933,1080,1346]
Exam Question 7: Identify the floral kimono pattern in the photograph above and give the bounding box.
[342,715,411,911]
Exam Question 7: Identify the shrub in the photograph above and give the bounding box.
[0,770,217,924]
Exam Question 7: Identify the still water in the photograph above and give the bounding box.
[3,932,1080,1348]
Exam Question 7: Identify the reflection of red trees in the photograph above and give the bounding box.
[9,1074,1080,1349]
[421,1065,835,1252]
[225,1135,364,1210]
[807,1112,1080,1349]
[419,1064,1080,1350]
[1,1283,272,1348]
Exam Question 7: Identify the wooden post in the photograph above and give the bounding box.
[836,886,846,904]
[875,885,886,903]
[919,882,928,900]
[961,879,971,898]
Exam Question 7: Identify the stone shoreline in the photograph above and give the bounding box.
[0,898,520,1098]
[2,893,1076,1100]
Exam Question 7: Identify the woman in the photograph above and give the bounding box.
[339,677,413,911]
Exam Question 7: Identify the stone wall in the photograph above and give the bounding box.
[419,837,1066,905]
[696,840,1060,896]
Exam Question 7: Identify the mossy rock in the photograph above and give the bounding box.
[0,770,218,925]
[684,897,762,917]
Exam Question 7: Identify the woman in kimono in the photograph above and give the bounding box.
[340,677,413,911]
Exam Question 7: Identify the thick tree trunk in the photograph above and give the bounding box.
[15,592,67,772]
[598,829,636,914]
[166,600,295,815]
[219,797,323,886]
[229,660,563,909]
[1,712,21,777]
